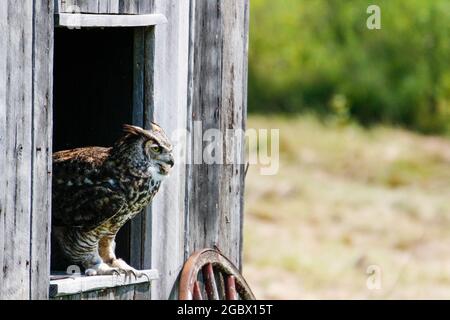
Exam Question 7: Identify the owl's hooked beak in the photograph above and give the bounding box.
[158,154,174,175]
[167,155,174,168]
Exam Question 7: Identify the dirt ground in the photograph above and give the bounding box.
[243,115,450,299]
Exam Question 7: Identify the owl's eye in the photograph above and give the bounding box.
[150,145,162,154]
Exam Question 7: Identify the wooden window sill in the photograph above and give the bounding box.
[49,269,158,298]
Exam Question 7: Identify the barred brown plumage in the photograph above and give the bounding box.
[51,123,174,276]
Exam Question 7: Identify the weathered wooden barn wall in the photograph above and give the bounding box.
[0,0,249,300]
[0,0,54,299]
[185,0,249,272]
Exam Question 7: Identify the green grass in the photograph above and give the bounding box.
[243,114,450,299]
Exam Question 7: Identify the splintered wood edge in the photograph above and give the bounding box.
[55,13,167,28]
[49,269,159,298]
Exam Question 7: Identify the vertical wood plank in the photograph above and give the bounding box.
[217,0,249,270]
[98,0,109,13]
[128,27,155,272]
[58,0,69,12]
[62,0,96,13]
[115,284,137,300]
[119,0,139,14]
[1,0,54,300]
[128,26,155,272]
[240,0,250,271]
[186,0,223,260]
[55,0,61,12]
[85,0,99,13]
[141,27,155,271]
[133,283,151,300]
[151,0,190,300]
[30,0,54,300]
[143,28,155,127]
[59,0,81,12]
[184,0,195,264]
[138,0,154,14]
[0,0,7,299]
[107,0,120,13]
[0,0,34,300]
[185,0,249,272]
[130,27,145,269]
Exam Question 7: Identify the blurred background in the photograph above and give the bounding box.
[242,0,450,299]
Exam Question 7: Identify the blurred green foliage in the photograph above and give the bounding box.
[249,0,450,133]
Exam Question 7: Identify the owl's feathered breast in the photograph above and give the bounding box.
[52,146,159,231]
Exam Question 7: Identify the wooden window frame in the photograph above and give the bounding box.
[50,1,192,300]
[50,11,166,295]
[55,13,166,28]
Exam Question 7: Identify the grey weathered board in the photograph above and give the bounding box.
[56,0,154,14]
[55,13,166,28]
[52,283,151,300]
[31,0,54,301]
[130,27,154,271]
[185,0,249,273]
[150,0,250,299]
[49,269,157,299]
[0,0,53,299]
[150,0,190,300]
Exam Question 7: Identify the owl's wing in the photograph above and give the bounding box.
[52,184,127,229]
[52,147,126,229]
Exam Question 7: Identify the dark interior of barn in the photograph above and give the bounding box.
[52,27,137,270]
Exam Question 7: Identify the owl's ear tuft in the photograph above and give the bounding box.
[114,124,153,149]
[121,124,155,143]
[123,124,145,136]
[150,122,162,132]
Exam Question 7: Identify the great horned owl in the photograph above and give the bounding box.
[51,123,174,276]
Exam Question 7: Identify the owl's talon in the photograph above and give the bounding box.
[124,269,150,282]
[138,272,151,282]
[118,268,137,280]
[85,263,121,276]
[111,269,122,276]
[108,258,151,281]
[128,269,150,282]
[127,269,137,279]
